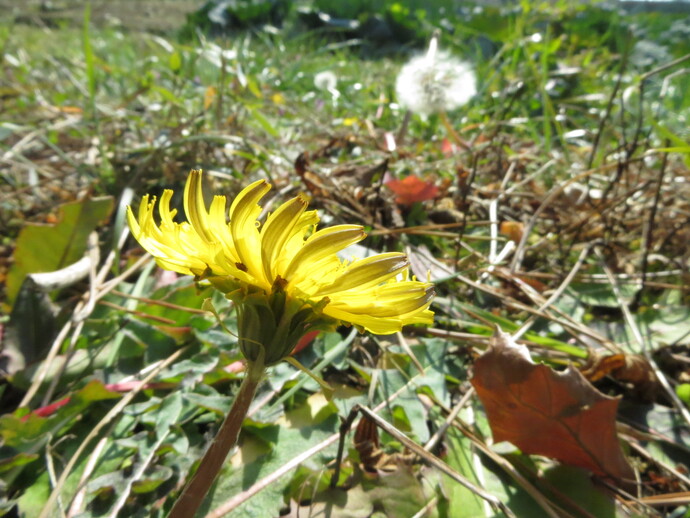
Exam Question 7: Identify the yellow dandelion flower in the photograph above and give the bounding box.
[128,169,434,364]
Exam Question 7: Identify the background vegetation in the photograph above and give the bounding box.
[1,0,689,516]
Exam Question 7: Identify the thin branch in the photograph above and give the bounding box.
[634,144,669,306]
[587,51,628,169]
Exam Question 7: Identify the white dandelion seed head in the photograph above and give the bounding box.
[314,70,338,92]
[395,51,477,116]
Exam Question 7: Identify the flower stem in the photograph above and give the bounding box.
[440,111,470,151]
[168,358,265,518]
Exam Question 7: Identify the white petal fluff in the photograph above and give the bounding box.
[314,70,338,91]
[395,51,477,116]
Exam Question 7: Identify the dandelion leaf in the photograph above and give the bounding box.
[6,196,113,307]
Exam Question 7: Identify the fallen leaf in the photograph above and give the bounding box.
[440,137,458,156]
[492,266,549,294]
[354,414,384,473]
[385,175,439,205]
[294,151,329,199]
[581,352,627,382]
[583,351,659,402]
[471,329,634,482]
[499,221,524,243]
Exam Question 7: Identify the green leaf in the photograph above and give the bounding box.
[299,484,374,518]
[132,465,174,493]
[300,464,437,517]
[153,85,184,106]
[443,403,559,517]
[677,384,690,405]
[142,279,214,325]
[86,469,128,495]
[282,392,337,428]
[568,282,639,308]
[4,279,58,374]
[637,303,690,349]
[619,402,690,470]
[155,392,183,440]
[159,351,221,381]
[541,465,616,517]
[16,471,51,517]
[441,427,485,517]
[364,466,434,517]
[200,414,340,517]
[160,427,190,456]
[10,347,113,392]
[250,108,279,137]
[182,392,232,415]
[169,51,182,72]
[0,451,39,474]
[6,196,113,307]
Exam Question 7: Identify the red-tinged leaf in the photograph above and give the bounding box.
[156,269,180,289]
[385,175,439,205]
[471,330,634,482]
[104,381,175,392]
[292,330,320,355]
[25,397,71,419]
[224,360,246,373]
[219,331,317,376]
[21,380,172,421]
[440,138,458,157]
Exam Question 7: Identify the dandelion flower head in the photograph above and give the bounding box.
[395,48,476,116]
[127,170,434,362]
[314,70,338,92]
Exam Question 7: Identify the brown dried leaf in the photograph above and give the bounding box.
[294,151,329,199]
[580,352,627,382]
[354,415,382,473]
[499,220,524,244]
[471,330,634,482]
[583,351,659,402]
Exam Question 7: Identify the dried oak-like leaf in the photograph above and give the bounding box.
[471,330,634,482]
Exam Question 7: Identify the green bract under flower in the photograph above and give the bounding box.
[127,170,435,363]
